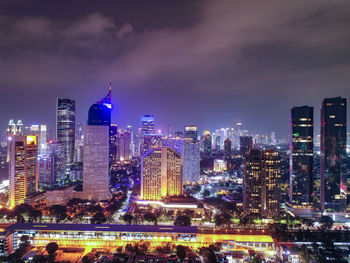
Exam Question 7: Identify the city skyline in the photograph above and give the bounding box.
[1,0,350,136]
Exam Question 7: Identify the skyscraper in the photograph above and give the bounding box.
[9,135,38,207]
[56,98,75,177]
[141,115,155,135]
[240,136,253,157]
[83,125,112,200]
[88,86,112,126]
[202,131,212,156]
[162,137,200,184]
[117,129,131,162]
[141,147,182,201]
[290,106,313,205]
[110,124,118,169]
[243,149,280,218]
[184,125,198,143]
[321,97,347,211]
[224,138,232,158]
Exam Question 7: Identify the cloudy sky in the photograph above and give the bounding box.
[0,0,349,137]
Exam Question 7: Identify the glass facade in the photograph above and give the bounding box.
[321,97,347,211]
[290,106,313,205]
[56,98,75,178]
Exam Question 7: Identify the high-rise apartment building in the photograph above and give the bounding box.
[56,98,75,177]
[9,135,38,207]
[321,97,347,211]
[141,115,155,135]
[141,147,182,201]
[243,149,280,218]
[184,125,198,143]
[290,106,313,205]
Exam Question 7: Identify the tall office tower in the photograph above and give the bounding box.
[37,155,53,184]
[236,122,243,136]
[224,138,232,158]
[184,125,198,143]
[39,125,47,155]
[7,120,16,136]
[202,131,212,155]
[9,135,38,207]
[16,120,24,135]
[126,125,134,155]
[75,122,84,147]
[163,137,200,184]
[110,124,118,168]
[88,87,112,126]
[56,98,75,177]
[141,115,155,135]
[83,125,112,200]
[168,124,173,138]
[240,136,253,157]
[290,106,313,205]
[47,140,62,184]
[270,132,277,145]
[141,147,183,201]
[117,130,131,162]
[243,149,280,218]
[321,97,347,211]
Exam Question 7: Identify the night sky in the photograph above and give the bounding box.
[0,0,350,137]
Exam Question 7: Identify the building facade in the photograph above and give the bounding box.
[320,97,347,211]
[9,135,38,207]
[243,149,280,218]
[141,115,155,135]
[141,147,183,201]
[290,106,313,205]
[184,125,198,143]
[56,98,75,178]
[240,136,253,157]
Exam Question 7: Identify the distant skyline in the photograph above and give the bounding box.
[0,0,350,136]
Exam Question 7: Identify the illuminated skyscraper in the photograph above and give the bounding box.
[290,106,313,205]
[321,97,347,211]
[141,115,155,135]
[184,125,198,143]
[240,136,253,157]
[88,86,112,126]
[162,137,200,184]
[110,124,118,168]
[9,135,38,207]
[56,98,75,177]
[83,125,112,200]
[141,147,182,201]
[243,149,280,218]
[117,129,131,162]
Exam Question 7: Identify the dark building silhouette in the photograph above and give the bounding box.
[202,131,212,156]
[56,98,75,178]
[290,106,313,205]
[110,124,118,169]
[224,138,232,158]
[321,97,347,211]
[240,136,253,157]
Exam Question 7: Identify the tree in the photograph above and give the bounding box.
[50,205,67,222]
[319,216,333,229]
[123,214,134,225]
[91,212,107,224]
[176,245,187,262]
[144,213,156,225]
[29,209,42,222]
[46,242,58,263]
[203,189,210,198]
[174,215,191,226]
